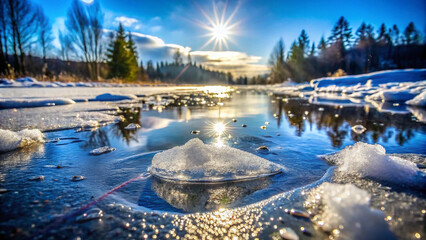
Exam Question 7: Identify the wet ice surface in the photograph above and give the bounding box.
[0,87,425,239]
[150,138,282,182]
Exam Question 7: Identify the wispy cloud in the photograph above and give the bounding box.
[114,16,138,27]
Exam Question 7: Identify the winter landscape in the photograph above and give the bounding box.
[0,0,425,239]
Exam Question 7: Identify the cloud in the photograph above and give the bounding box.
[107,31,267,77]
[114,16,138,27]
[191,51,268,77]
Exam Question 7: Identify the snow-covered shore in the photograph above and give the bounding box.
[242,69,426,107]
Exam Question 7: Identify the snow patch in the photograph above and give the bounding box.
[306,183,395,239]
[149,138,282,182]
[94,93,137,101]
[406,91,426,107]
[0,129,45,152]
[0,98,75,109]
[321,142,423,186]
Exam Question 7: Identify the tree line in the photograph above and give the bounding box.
[0,0,232,84]
[268,16,426,84]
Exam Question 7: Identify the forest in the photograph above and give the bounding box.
[267,16,425,84]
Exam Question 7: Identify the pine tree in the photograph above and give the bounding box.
[297,30,309,56]
[404,22,419,45]
[318,36,327,54]
[377,23,391,45]
[107,23,131,80]
[126,32,139,81]
[328,16,352,48]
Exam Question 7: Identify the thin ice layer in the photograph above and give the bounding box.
[150,138,282,182]
[0,98,75,109]
[306,183,395,240]
[321,142,423,186]
[0,129,45,152]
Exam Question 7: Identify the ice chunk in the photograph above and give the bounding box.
[406,91,426,107]
[90,146,116,155]
[0,98,75,109]
[322,142,422,186]
[306,183,394,239]
[124,123,141,130]
[150,138,282,182]
[0,129,45,152]
[94,93,137,101]
[366,90,418,103]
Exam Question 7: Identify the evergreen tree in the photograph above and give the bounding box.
[404,22,420,44]
[328,16,352,48]
[297,29,309,56]
[268,38,288,83]
[377,23,391,45]
[318,36,327,54]
[310,42,316,56]
[126,32,139,81]
[146,60,156,79]
[107,23,131,80]
[391,24,400,45]
[173,49,183,65]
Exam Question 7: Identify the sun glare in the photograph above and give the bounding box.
[213,24,229,41]
[196,1,241,50]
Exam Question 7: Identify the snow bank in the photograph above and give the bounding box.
[0,129,45,152]
[94,93,137,101]
[149,138,282,182]
[306,183,394,239]
[406,91,426,107]
[0,98,75,109]
[311,69,426,89]
[322,142,423,186]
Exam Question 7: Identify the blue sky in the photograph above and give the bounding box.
[33,0,426,76]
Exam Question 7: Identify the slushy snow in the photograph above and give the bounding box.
[0,98,75,109]
[0,129,45,152]
[150,138,282,182]
[322,142,423,186]
[306,183,395,240]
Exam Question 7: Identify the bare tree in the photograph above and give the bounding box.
[59,30,74,62]
[6,0,38,75]
[66,0,103,80]
[35,5,53,78]
[0,0,8,75]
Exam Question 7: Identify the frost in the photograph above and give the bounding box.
[306,183,395,240]
[0,129,45,152]
[150,138,282,182]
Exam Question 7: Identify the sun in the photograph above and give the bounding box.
[212,24,229,41]
[196,1,241,51]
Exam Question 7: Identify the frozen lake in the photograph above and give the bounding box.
[0,86,425,239]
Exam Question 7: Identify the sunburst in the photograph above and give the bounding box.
[197,1,241,51]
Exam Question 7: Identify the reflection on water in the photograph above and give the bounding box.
[113,107,141,144]
[269,95,425,148]
[145,176,272,213]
